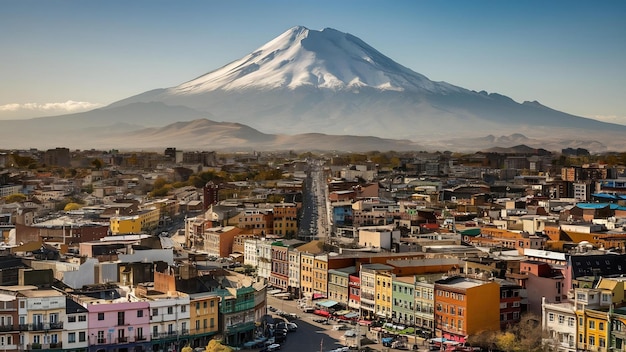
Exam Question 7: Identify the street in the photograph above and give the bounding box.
[264,295,433,352]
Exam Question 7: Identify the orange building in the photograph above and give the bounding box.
[272,203,298,237]
[434,276,500,343]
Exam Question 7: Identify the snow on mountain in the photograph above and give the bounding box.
[171,26,460,94]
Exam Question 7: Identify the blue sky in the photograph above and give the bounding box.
[1,0,625,123]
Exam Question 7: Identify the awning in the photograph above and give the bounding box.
[312,293,327,300]
[317,300,339,308]
[314,309,331,317]
[343,312,359,319]
[358,320,372,326]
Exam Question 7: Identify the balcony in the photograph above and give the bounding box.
[19,322,64,331]
[27,342,62,350]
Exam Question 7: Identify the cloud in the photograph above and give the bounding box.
[0,100,103,114]
[593,115,626,126]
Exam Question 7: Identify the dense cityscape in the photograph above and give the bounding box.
[0,146,624,352]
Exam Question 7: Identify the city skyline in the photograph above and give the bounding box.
[1,0,625,124]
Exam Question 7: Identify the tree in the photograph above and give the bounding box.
[4,194,26,203]
[181,346,192,352]
[205,339,233,352]
[64,202,82,211]
[91,158,103,170]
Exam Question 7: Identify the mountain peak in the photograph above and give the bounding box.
[172,26,459,94]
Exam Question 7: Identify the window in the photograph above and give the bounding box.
[118,311,125,326]
[195,320,200,330]
[210,318,215,328]
[599,322,604,331]
[589,336,595,346]
[152,326,158,336]
[568,317,575,327]
[152,308,158,317]
[590,321,596,329]
[98,331,105,344]
[137,310,143,317]
[79,332,86,342]
[137,327,143,340]
[79,315,86,322]
[181,305,186,313]
[167,307,173,314]
[68,316,76,323]
[548,313,554,322]
[98,313,105,321]
[203,319,207,329]
[558,315,564,324]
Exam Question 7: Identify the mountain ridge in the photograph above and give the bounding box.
[1,26,625,152]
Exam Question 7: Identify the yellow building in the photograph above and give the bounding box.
[189,293,220,346]
[312,254,328,295]
[300,252,315,296]
[375,271,394,320]
[18,288,66,350]
[574,278,624,351]
[109,207,160,235]
[272,203,298,237]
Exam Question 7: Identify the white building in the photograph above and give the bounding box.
[64,298,89,351]
[288,249,301,296]
[257,240,272,280]
[542,298,576,352]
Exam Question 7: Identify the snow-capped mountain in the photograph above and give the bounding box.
[107,26,626,144]
[1,25,625,152]
[172,26,459,93]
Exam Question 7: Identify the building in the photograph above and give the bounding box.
[360,264,393,320]
[64,298,89,352]
[542,298,576,352]
[434,276,500,344]
[328,266,356,310]
[203,226,243,258]
[272,203,298,237]
[81,296,151,352]
[18,288,66,352]
[375,271,393,320]
[188,293,220,348]
[392,276,415,327]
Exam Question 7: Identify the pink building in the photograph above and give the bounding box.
[518,260,565,316]
[85,299,151,352]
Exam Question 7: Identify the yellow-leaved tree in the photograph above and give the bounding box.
[205,339,233,352]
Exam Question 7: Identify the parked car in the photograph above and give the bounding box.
[269,306,277,312]
[274,332,287,343]
[287,322,298,332]
[267,343,281,351]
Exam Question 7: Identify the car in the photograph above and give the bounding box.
[269,306,277,312]
[267,343,281,351]
[274,332,287,343]
[332,324,349,331]
[264,337,276,346]
[287,322,298,332]
[343,330,356,337]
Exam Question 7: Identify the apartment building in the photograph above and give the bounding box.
[328,266,356,309]
[375,271,393,320]
[18,289,66,352]
[188,293,220,348]
[434,276,500,344]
